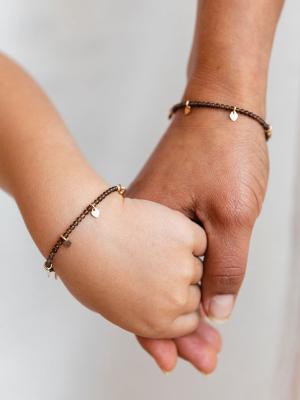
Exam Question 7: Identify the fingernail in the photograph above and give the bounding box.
[160,368,169,376]
[208,295,234,324]
[203,373,212,377]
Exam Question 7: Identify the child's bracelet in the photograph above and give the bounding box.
[43,184,126,279]
[168,100,272,141]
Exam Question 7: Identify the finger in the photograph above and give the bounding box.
[173,309,221,374]
[194,319,223,353]
[190,222,207,256]
[201,221,252,324]
[197,305,222,353]
[174,332,218,375]
[182,284,201,314]
[136,336,178,374]
[191,256,203,284]
[167,310,200,338]
[136,317,222,375]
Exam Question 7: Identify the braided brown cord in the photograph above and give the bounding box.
[169,100,272,141]
[43,184,126,278]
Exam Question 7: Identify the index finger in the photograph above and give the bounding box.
[190,221,207,256]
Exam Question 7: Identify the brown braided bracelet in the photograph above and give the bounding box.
[169,100,272,141]
[43,184,127,279]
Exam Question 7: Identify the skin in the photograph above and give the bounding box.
[0,0,285,376]
[128,0,285,373]
[0,53,211,340]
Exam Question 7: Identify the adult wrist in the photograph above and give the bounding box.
[183,73,267,119]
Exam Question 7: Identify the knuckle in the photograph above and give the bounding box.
[210,266,245,290]
[144,317,169,338]
[170,288,189,310]
[219,195,255,229]
[205,186,258,231]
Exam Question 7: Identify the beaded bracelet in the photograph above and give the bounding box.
[43,184,126,279]
[169,100,272,141]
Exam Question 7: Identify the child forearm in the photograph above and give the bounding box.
[0,53,208,340]
[0,53,107,256]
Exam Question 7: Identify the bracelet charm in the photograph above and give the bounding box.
[169,100,272,141]
[229,106,238,121]
[60,235,71,247]
[89,204,100,218]
[43,185,126,279]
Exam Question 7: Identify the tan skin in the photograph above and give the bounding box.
[0,54,211,340]
[0,0,285,377]
[128,0,285,373]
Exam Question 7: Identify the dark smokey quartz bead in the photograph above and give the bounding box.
[70,225,75,230]
[67,228,72,234]
[73,221,78,226]
[84,210,89,215]
[87,205,92,211]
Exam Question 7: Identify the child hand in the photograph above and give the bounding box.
[50,191,207,339]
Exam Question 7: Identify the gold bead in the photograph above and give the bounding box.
[117,184,127,197]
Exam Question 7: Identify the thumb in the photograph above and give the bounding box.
[201,221,252,324]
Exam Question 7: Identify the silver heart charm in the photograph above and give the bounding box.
[229,111,238,121]
[64,239,72,247]
[91,207,100,218]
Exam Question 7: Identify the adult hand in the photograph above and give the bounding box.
[127,97,269,373]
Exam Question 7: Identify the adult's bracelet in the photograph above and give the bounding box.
[169,100,272,141]
[43,184,126,279]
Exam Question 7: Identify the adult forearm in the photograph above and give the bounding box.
[186,0,285,115]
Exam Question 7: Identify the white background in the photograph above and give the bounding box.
[0,1,299,399]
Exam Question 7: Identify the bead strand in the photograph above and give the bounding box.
[169,101,272,141]
[43,184,126,278]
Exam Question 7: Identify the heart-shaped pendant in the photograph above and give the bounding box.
[91,207,100,218]
[184,106,191,115]
[229,111,238,121]
[184,100,191,115]
[60,235,72,248]
[64,239,72,248]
